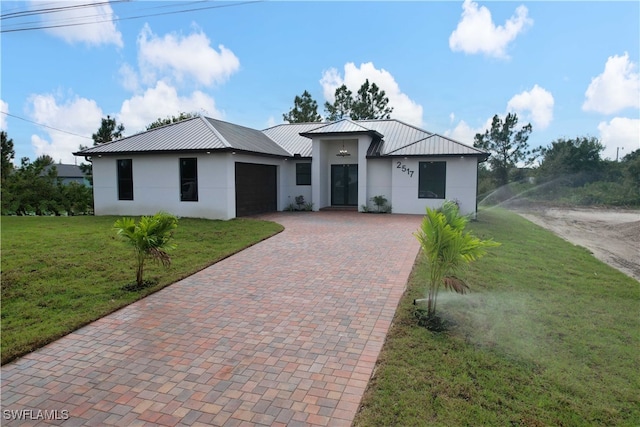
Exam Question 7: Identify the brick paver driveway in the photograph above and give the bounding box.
[1,212,422,426]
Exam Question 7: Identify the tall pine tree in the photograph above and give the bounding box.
[283,91,322,123]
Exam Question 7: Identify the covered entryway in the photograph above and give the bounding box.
[331,164,358,206]
[235,162,277,216]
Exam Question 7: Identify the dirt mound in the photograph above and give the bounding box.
[513,207,640,282]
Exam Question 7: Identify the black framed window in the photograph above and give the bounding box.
[117,159,133,200]
[418,161,446,199]
[180,158,198,201]
[296,163,311,186]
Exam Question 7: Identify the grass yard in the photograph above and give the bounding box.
[354,208,639,427]
[1,215,283,365]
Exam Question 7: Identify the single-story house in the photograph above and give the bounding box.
[42,164,90,186]
[74,116,488,220]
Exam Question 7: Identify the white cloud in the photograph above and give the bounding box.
[118,81,222,132]
[583,53,640,114]
[30,0,122,47]
[319,68,344,103]
[266,116,277,128]
[507,84,554,130]
[118,63,140,92]
[598,117,640,160]
[445,117,493,146]
[0,99,8,130]
[319,62,423,126]
[27,93,103,163]
[449,0,532,59]
[447,84,551,146]
[137,24,240,87]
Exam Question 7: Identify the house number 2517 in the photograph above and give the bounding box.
[396,161,414,178]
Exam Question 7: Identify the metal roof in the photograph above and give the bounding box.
[292,119,485,157]
[299,119,380,136]
[261,122,321,157]
[74,116,487,159]
[75,117,226,155]
[384,133,487,157]
[75,117,289,157]
[204,118,290,157]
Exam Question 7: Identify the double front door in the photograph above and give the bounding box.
[331,164,358,206]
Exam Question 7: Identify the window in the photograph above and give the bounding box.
[296,163,311,186]
[180,158,198,201]
[117,159,133,200]
[418,161,446,199]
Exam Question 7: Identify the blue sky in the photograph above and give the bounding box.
[1,1,639,165]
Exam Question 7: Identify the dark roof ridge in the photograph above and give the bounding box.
[262,121,326,132]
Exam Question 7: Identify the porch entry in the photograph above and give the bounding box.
[331,164,358,206]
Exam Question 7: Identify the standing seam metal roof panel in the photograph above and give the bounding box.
[262,123,322,157]
[74,117,487,159]
[387,134,486,156]
[299,119,375,135]
[75,117,227,154]
[205,118,291,157]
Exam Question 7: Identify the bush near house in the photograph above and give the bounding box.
[1,156,93,216]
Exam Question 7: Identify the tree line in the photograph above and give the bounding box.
[1,132,93,215]
[472,113,639,206]
[282,80,393,123]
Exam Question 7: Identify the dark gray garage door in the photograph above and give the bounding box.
[235,162,277,217]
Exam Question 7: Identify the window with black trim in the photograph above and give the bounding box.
[180,158,198,201]
[117,159,133,200]
[418,161,446,199]
[296,163,311,186]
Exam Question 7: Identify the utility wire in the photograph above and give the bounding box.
[0,111,93,140]
[1,1,263,33]
[1,1,126,20]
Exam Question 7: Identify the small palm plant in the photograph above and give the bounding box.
[113,211,178,288]
[414,201,499,322]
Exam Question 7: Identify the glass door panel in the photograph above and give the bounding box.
[331,164,357,206]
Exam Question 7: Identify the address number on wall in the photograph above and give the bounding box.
[396,161,414,178]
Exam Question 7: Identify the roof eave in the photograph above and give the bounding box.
[299,130,383,139]
[366,153,489,159]
[74,147,291,159]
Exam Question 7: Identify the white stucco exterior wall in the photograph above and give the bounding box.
[282,160,312,209]
[366,158,392,210]
[92,153,236,219]
[390,156,479,216]
[91,151,480,220]
[357,136,370,210]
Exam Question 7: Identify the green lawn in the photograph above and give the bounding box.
[354,208,639,427]
[1,215,283,365]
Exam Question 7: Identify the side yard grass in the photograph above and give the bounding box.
[354,208,639,427]
[1,215,283,365]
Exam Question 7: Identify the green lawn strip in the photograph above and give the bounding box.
[354,208,639,427]
[1,216,283,365]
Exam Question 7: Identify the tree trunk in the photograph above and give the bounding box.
[136,253,145,286]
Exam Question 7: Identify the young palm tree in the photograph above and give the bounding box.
[414,201,499,319]
[113,212,178,287]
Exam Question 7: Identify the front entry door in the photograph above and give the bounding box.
[331,164,358,206]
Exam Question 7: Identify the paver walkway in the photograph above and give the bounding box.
[1,212,422,426]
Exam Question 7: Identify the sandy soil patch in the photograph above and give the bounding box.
[513,207,640,281]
